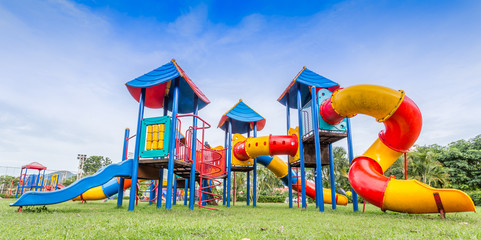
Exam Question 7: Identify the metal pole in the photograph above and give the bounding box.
[246,127,250,206]
[346,118,359,211]
[40,170,45,191]
[296,83,307,209]
[118,128,130,208]
[226,119,233,207]
[166,79,180,210]
[223,129,228,205]
[173,175,177,205]
[157,169,164,208]
[253,122,257,207]
[128,88,145,211]
[15,168,23,198]
[184,178,189,205]
[226,118,232,207]
[286,92,293,208]
[163,96,169,116]
[310,87,325,212]
[189,95,199,210]
[20,169,28,196]
[329,144,336,210]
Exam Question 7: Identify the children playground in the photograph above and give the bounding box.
[3,59,480,239]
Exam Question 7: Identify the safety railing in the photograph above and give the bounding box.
[175,114,224,210]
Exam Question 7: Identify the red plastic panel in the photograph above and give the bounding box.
[349,157,390,208]
[319,99,344,125]
[379,96,422,152]
[233,141,250,161]
[269,135,298,156]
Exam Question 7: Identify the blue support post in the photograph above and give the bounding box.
[166,79,180,210]
[149,180,155,205]
[39,171,43,191]
[329,144,337,209]
[202,179,207,206]
[173,175,177,205]
[346,118,359,211]
[40,170,45,191]
[118,128,130,208]
[34,171,40,191]
[253,122,258,207]
[310,86,324,212]
[314,168,318,208]
[226,119,233,207]
[184,178,189,206]
[296,83,307,209]
[20,169,28,196]
[128,88,145,211]
[246,128,250,206]
[222,129,228,206]
[157,169,164,208]
[286,93,293,209]
[15,168,23,198]
[246,171,250,206]
[163,96,169,116]
[189,95,199,210]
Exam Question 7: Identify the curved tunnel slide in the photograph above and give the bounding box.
[11,159,133,207]
[320,85,475,213]
[233,134,348,205]
[71,178,132,201]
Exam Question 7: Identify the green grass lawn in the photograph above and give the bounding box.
[1,198,479,239]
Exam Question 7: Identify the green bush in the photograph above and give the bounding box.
[466,191,481,206]
[235,195,285,203]
[258,195,285,203]
[236,196,247,202]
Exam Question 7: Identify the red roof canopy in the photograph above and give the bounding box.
[22,162,47,170]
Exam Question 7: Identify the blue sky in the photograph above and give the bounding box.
[1,0,480,173]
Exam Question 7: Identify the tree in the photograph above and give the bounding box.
[437,135,481,190]
[82,156,112,175]
[409,145,449,187]
[385,145,449,188]
[257,165,283,196]
[307,147,350,192]
[62,176,77,187]
[0,175,18,195]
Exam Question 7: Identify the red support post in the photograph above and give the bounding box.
[433,192,445,219]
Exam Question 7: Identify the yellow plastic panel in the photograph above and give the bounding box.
[245,136,270,159]
[153,125,159,141]
[288,127,300,163]
[383,179,476,213]
[231,134,253,166]
[331,85,404,122]
[363,138,402,173]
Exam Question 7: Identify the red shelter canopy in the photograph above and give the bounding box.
[22,162,47,170]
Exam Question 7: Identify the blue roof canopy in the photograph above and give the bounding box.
[125,59,210,113]
[277,67,339,109]
[218,100,266,134]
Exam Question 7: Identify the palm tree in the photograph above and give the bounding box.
[408,146,449,187]
[256,165,283,196]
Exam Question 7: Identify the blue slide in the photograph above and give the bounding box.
[10,159,133,207]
